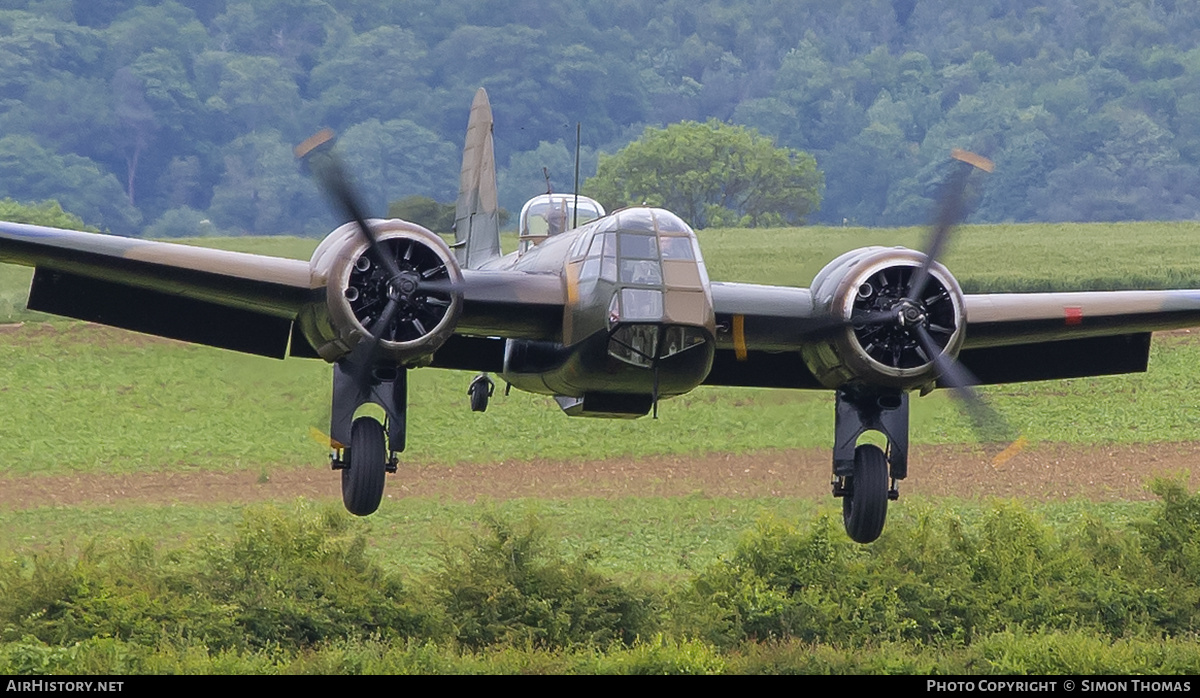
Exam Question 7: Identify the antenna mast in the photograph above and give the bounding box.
[572,122,581,229]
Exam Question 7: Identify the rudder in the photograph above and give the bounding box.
[454,88,502,269]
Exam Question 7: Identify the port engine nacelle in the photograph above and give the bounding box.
[801,246,966,391]
[297,219,463,366]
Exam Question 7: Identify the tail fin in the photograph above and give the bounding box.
[454,88,502,269]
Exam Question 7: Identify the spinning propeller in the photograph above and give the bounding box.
[804,149,1025,462]
[905,150,1025,461]
[295,130,458,393]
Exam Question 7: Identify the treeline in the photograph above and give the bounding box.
[2,1,1200,234]
[6,483,1200,673]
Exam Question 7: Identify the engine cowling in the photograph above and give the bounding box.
[801,246,966,390]
[297,219,463,365]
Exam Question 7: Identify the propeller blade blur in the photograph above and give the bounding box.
[914,324,1023,460]
[905,150,994,304]
[297,130,405,283]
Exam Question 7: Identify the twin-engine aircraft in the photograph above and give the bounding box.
[4,88,1200,544]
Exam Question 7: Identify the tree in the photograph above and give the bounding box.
[387,195,509,232]
[0,198,95,231]
[387,195,455,233]
[497,139,599,217]
[584,120,822,228]
[308,25,429,130]
[338,118,459,216]
[207,129,319,235]
[0,134,140,234]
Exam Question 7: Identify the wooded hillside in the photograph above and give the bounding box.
[1,0,1197,233]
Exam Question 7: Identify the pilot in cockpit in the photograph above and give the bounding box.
[518,194,606,254]
[545,201,568,236]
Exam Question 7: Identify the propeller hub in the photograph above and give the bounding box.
[897,302,925,327]
[841,259,962,373]
[394,272,420,298]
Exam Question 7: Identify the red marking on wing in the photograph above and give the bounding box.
[1064,306,1083,326]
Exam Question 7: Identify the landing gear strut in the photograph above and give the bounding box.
[329,361,407,516]
[468,372,495,412]
[831,388,908,543]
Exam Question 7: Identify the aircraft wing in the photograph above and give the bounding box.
[703,281,1200,388]
[426,268,565,373]
[703,281,825,388]
[0,220,568,366]
[0,220,318,358]
[955,290,1200,384]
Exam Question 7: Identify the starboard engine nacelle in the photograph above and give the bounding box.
[297,219,463,366]
[801,246,966,390]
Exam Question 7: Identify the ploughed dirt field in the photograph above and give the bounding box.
[0,442,1196,510]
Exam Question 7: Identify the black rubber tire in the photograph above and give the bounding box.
[342,416,387,516]
[842,444,889,544]
[469,381,489,412]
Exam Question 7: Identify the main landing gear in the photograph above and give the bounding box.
[329,361,406,516]
[342,416,387,515]
[831,388,907,543]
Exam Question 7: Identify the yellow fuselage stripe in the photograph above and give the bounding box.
[565,263,579,306]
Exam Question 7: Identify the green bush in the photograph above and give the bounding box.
[144,207,217,238]
[9,492,1200,673]
[682,497,1200,649]
[0,539,241,649]
[198,502,434,649]
[1139,479,1200,578]
[0,199,94,231]
[0,637,84,675]
[597,636,726,674]
[725,639,952,675]
[434,514,656,649]
[0,503,434,653]
[972,629,1200,674]
[388,196,456,233]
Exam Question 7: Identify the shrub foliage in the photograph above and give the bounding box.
[434,515,655,649]
[6,485,1200,673]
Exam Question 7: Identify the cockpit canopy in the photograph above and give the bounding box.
[518,194,605,253]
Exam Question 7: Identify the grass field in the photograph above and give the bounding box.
[697,221,1200,291]
[4,221,1200,673]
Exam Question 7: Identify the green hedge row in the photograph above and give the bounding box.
[4,481,1200,673]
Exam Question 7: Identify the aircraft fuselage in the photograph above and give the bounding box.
[483,206,717,417]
